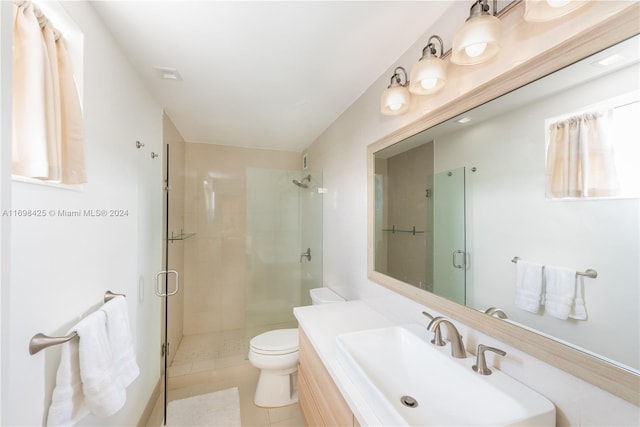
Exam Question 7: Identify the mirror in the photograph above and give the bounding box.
[371,34,640,377]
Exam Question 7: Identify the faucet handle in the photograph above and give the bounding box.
[484,307,508,319]
[472,344,506,375]
[422,312,445,346]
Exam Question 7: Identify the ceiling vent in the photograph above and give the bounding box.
[153,66,183,81]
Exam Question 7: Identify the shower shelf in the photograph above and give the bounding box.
[168,231,196,241]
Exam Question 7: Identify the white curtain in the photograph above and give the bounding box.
[12,1,86,184]
[545,110,619,198]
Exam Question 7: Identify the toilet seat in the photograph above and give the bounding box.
[250,328,298,355]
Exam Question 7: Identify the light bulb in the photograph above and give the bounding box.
[452,11,501,65]
[381,82,410,115]
[420,78,438,90]
[465,42,487,58]
[524,0,590,21]
[547,0,571,7]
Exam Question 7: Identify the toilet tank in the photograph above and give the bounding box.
[310,287,345,305]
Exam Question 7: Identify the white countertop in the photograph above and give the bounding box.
[294,300,396,426]
[294,300,557,427]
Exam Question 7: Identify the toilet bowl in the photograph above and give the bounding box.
[248,287,345,407]
[249,328,299,407]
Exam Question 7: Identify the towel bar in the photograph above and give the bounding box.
[511,257,597,279]
[381,225,425,235]
[28,291,126,355]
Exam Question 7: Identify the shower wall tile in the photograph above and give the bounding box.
[183,142,299,335]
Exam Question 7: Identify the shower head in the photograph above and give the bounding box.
[292,174,311,188]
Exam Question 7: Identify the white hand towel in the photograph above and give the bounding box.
[569,278,588,320]
[515,260,544,313]
[75,310,126,418]
[544,265,577,320]
[100,296,139,388]
[47,334,89,427]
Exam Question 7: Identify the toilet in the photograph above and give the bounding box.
[248,287,345,407]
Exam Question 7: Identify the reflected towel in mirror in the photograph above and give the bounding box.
[544,265,586,320]
[515,261,544,313]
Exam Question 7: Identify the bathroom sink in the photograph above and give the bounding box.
[335,326,555,426]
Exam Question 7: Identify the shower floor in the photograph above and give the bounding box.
[169,329,247,377]
[149,329,304,426]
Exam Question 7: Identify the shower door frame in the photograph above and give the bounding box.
[157,143,179,425]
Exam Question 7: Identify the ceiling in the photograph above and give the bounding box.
[91,1,454,152]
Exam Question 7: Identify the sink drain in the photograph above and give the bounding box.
[400,395,418,408]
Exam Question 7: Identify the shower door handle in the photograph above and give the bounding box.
[452,250,466,269]
[155,270,179,297]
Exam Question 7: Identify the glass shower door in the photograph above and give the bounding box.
[299,172,323,307]
[433,167,466,304]
[244,168,322,347]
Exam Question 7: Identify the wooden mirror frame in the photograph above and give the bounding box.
[367,2,639,405]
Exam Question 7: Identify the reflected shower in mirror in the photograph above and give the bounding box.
[372,35,640,371]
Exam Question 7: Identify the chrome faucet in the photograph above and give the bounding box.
[472,344,506,375]
[427,317,466,358]
[421,311,445,346]
[484,307,508,319]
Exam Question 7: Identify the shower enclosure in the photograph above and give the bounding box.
[374,143,466,304]
[245,168,323,347]
[158,134,322,423]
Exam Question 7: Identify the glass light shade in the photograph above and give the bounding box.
[524,0,589,22]
[380,85,410,115]
[409,57,447,95]
[451,14,501,66]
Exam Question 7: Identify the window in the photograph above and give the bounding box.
[12,1,86,186]
[545,95,639,200]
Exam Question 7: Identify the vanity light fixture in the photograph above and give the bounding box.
[380,66,411,116]
[524,0,590,22]
[409,35,447,95]
[451,0,501,66]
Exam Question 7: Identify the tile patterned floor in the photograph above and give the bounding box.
[147,330,304,427]
[169,329,248,377]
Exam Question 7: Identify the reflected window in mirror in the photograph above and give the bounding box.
[545,97,640,199]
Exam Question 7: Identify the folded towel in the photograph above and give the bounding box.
[100,296,139,388]
[544,265,577,320]
[515,260,544,313]
[569,278,588,320]
[47,334,89,426]
[75,310,126,418]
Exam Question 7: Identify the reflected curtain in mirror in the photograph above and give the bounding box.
[545,111,619,198]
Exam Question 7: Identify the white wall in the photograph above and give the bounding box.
[0,1,14,422]
[1,2,162,425]
[306,2,639,426]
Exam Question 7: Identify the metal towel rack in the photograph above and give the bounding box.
[29,290,125,355]
[511,257,597,279]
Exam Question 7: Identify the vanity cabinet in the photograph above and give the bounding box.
[298,328,360,427]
